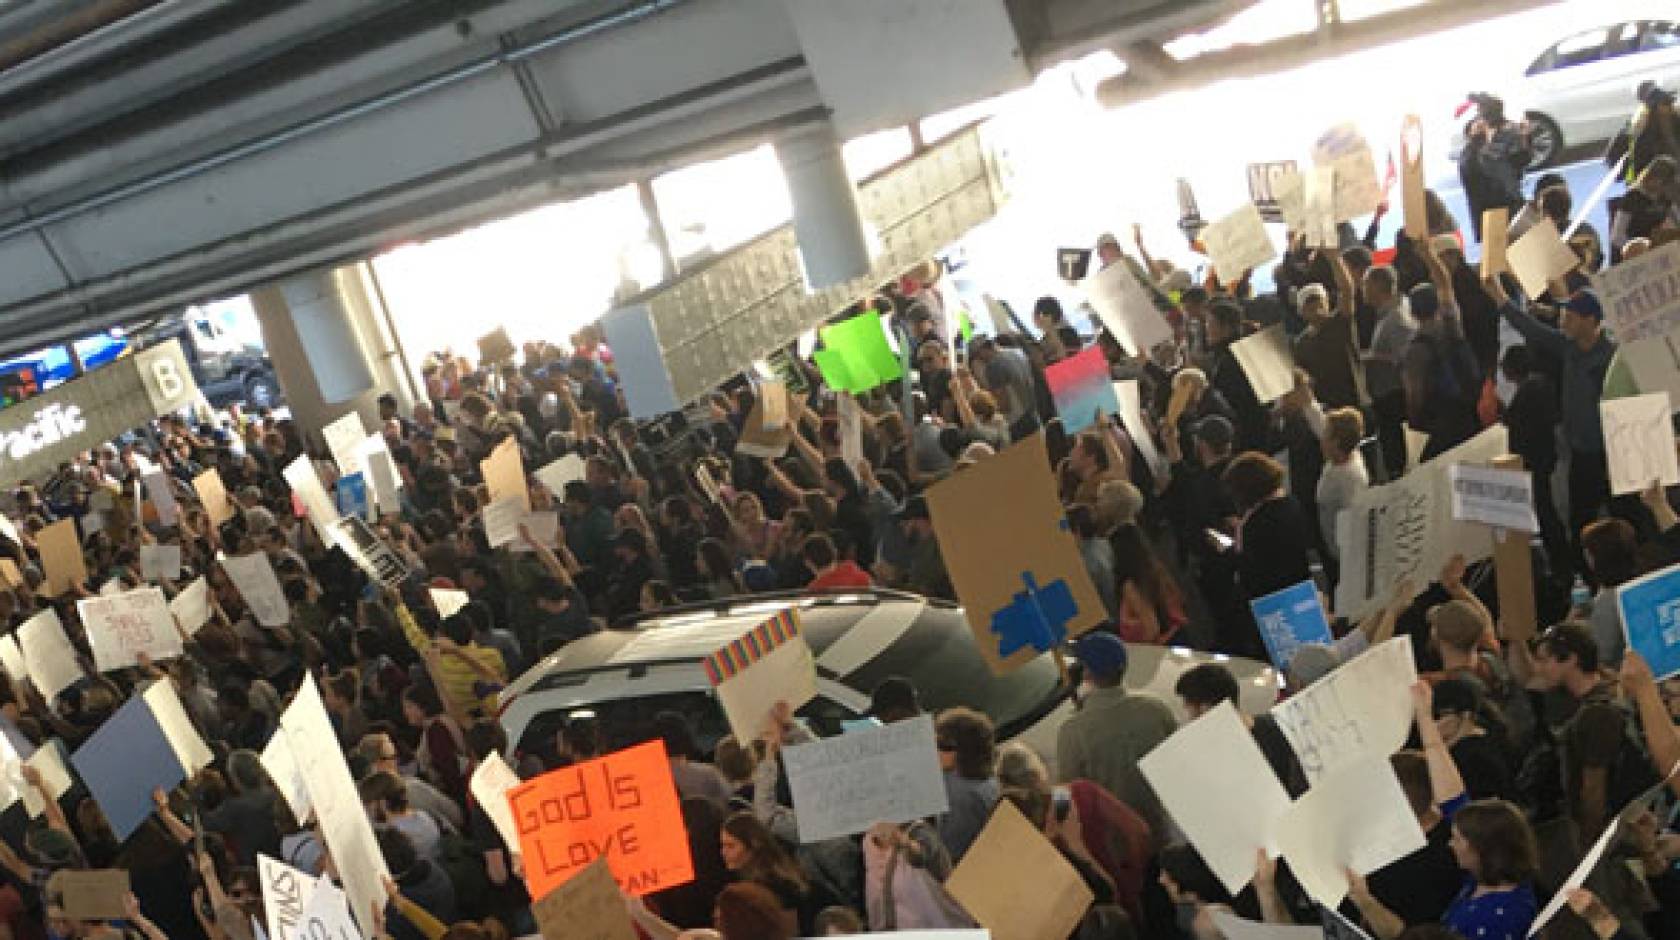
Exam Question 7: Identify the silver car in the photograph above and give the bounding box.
[496,589,1279,769]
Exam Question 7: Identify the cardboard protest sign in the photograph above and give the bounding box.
[1400,115,1427,240]
[481,435,530,512]
[533,856,637,940]
[284,456,339,546]
[1230,324,1295,403]
[1272,636,1418,784]
[945,800,1092,940]
[736,398,795,460]
[0,557,21,590]
[509,740,692,900]
[261,730,311,823]
[258,854,321,940]
[20,739,73,818]
[478,326,517,364]
[758,380,789,432]
[1201,203,1278,283]
[1334,427,1508,619]
[79,587,182,672]
[470,751,523,854]
[1045,345,1120,434]
[279,675,389,936]
[1057,247,1093,281]
[331,515,410,585]
[1617,562,1680,679]
[1480,208,1510,277]
[37,518,86,596]
[322,411,368,477]
[1507,218,1578,299]
[1311,123,1382,222]
[1601,392,1679,495]
[535,455,587,498]
[1139,702,1292,896]
[1273,755,1426,908]
[925,433,1105,674]
[813,313,903,394]
[1250,580,1335,672]
[781,713,948,844]
[1447,463,1537,532]
[17,609,85,704]
[170,576,213,635]
[221,552,289,627]
[139,543,181,582]
[706,609,816,745]
[1597,241,1680,345]
[71,692,187,840]
[601,305,680,419]
[193,468,234,528]
[142,470,178,527]
[52,869,130,920]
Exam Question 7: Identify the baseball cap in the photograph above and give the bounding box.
[1071,631,1128,682]
[1564,289,1603,321]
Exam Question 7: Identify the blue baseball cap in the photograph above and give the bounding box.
[1072,631,1128,681]
[1564,289,1603,321]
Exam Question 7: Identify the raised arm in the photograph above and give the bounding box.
[1327,249,1356,318]
[1483,271,1567,356]
[1417,235,1455,312]
[1622,652,1680,797]
[520,523,575,587]
[1413,680,1466,806]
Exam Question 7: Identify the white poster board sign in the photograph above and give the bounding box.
[1602,392,1679,496]
[221,552,290,628]
[468,751,523,855]
[1311,123,1382,222]
[1271,637,1418,784]
[322,412,368,477]
[169,577,214,635]
[261,730,311,823]
[258,854,321,940]
[1114,380,1168,482]
[1138,701,1292,896]
[1081,261,1173,356]
[284,457,339,546]
[781,714,949,843]
[1201,204,1278,283]
[1229,325,1295,403]
[534,454,587,498]
[1272,755,1427,907]
[138,544,182,582]
[79,587,182,672]
[1508,218,1579,299]
[142,679,213,775]
[17,609,85,703]
[1447,464,1537,533]
[1596,241,1680,345]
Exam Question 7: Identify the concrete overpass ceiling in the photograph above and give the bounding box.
[0,0,1509,361]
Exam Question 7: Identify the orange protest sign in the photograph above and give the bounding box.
[510,740,692,901]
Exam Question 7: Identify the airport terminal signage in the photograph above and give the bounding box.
[0,340,198,484]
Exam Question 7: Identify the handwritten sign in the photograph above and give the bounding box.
[261,730,311,823]
[1448,463,1537,532]
[1303,165,1338,249]
[221,552,290,627]
[80,587,181,672]
[1273,755,1426,908]
[1596,240,1680,345]
[781,714,948,844]
[1139,702,1292,895]
[509,740,692,900]
[1201,204,1278,284]
[533,856,636,939]
[322,411,368,477]
[17,609,85,704]
[259,854,321,940]
[293,876,358,940]
[1271,636,1417,784]
[1602,392,1679,496]
[20,739,73,818]
[1617,562,1680,679]
[482,436,530,512]
[1249,580,1335,672]
[1311,123,1381,222]
[170,576,213,635]
[945,800,1092,940]
[535,455,587,498]
[1082,259,1173,356]
[706,610,816,746]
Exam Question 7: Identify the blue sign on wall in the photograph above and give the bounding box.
[1250,579,1334,671]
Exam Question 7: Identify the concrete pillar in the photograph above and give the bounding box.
[775,122,872,290]
[248,261,414,448]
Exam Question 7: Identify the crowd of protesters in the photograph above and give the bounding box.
[0,89,1676,940]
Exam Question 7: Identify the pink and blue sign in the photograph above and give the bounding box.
[1045,345,1119,434]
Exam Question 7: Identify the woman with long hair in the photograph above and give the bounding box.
[1109,523,1187,645]
[720,812,836,936]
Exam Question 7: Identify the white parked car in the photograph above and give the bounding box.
[1450,18,1680,168]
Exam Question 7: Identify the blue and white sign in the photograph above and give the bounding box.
[334,472,368,521]
[1250,580,1334,671]
[1618,562,1680,680]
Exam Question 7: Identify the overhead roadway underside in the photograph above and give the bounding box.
[0,0,1542,358]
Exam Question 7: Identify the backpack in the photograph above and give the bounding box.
[1411,331,1480,434]
[864,821,972,932]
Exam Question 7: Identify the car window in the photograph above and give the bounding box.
[513,686,860,759]
[1550,27,1611,70]
[1642,20,1680,52]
